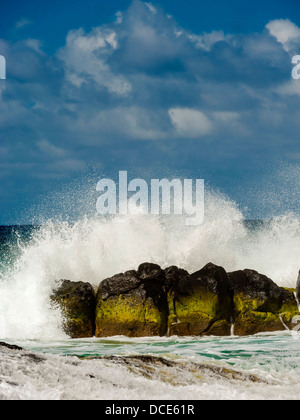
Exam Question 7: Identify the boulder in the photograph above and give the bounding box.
[164,266,189,290]
[228,270,299,336]
[51,280,96,338]
[95,263,168,337]
[296,271,300,304]
[167,263,233,336]
[138,263,164,282]
[99,271,142,300]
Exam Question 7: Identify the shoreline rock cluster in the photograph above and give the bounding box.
[51,263,300,339]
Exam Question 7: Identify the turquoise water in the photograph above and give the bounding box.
[13,333,300,373]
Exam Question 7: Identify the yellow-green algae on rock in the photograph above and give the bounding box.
[96,291,167,337]
[228,270,299,336]
[52,263,300,339]
[95,264,168,337]
[51,280,96,338]
[167,263,232,336]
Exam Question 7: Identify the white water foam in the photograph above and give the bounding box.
[1,335,300,400]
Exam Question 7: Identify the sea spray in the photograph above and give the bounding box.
[0,189,299,340]
[0,230,67,340]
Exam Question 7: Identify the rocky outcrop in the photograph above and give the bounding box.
[52,263,300,339]
[95,264,168,337]
[228,270,299,336]
[95,262,234,338]
[296,271,300,304]
[167,263,233,336]
[51,280,96,338]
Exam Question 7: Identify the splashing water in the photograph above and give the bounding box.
[0,188,299,341]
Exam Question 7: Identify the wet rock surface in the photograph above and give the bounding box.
[228,270,298,336]
[168,263,233,336]
[51,280,96,338]
[52,263,300,338]
[84,354,271,385]
[96,263,168,337]
[0,342,23,351]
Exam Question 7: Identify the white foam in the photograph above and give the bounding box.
[0,344,300,401]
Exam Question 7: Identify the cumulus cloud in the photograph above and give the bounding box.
[23,39,44,54]
[169,108,212,138]
[58,27,131,95]
[266,19,300,52]
[188,30,232,51]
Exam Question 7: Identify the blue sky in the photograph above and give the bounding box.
[0,0,300,223]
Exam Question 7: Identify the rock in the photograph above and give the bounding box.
[207,320,232,336]
[86,355,270,385]
[228,270,299,336]
[95,265,168,337]
[96,262,234,339]
[99,271,142,300]
[0,342,23,351]
[167,263,233,336]
[138,263,164,282]
[53,263,300,339]
[296,271,300,304]
[51,280,96,338]
[164,266,189,290]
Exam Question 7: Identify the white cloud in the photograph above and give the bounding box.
[213,111,239,123]
[168,108,213,138]
[23,39,44,54]
[15,18,32,30]
[115,11,123,24]
[266,19,300,52]
[275,80,300,96]
[58,27,131,96]
[144,2,157,14]
[36,140,67,158]
[212,111,249,137]
[189,31,232,51]
[69,106,168,142]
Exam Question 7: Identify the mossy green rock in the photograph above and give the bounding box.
[228,270,299,336]
[95,264,168,337]
[296,270,300,304]
[51,280,96,338]
[167,263,233,336]
[53,263,300,339]
[96,289,166,337]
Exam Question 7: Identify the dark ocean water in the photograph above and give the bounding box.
[0,226,38,270]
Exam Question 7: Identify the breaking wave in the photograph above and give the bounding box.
[0,187,299,340]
